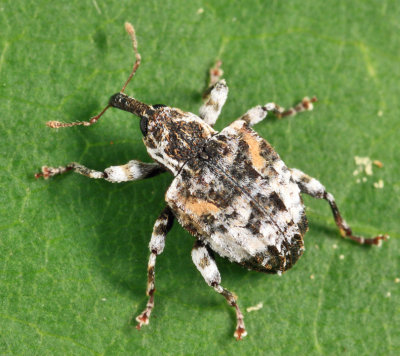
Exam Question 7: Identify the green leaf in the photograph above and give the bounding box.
[1,1,399,355]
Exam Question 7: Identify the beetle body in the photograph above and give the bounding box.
[38,23,387,340]
[110,92,307,274]
[165,118,307,274]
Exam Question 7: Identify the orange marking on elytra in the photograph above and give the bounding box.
[242,131,264,170]
[186,197,220,215]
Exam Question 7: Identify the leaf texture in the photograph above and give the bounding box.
[1,1,399,355]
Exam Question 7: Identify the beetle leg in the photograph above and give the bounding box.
[191,240,247,340]
[238,96,317,127]
[274,96,318,118]
[136,207,174,329]
[35,160,166,182]
[290,168,388,245]
[199,61,228,127]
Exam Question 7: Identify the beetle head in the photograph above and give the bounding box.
[109,92,216,174]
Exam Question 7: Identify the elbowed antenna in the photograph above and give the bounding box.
[46,22,142,128]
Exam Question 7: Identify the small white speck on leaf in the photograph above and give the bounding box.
[395,278,400,283]
[354,156,373,176]
[378,110,383,117]
[310,274,315,280]
[385,292,391,298]
[101,297,107,302]
[373,179,384,189]
[354,157,384,185]
[196,8,204,14]
[246,302,263,313]
[339,254,345,260]
[332,244,338,249]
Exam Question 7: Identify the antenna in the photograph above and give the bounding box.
[46,22,141,128]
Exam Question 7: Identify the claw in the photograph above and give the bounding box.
[209,60,223,87]
[135,291,154,330]
[234,326,247,340]
[135,313,149,330]
[34,165,71,179]
[371,234,389,247]
[34,166,51,179]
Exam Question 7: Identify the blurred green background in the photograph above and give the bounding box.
[1,1,399,355]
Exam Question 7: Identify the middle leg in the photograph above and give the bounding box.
[239,96,317,127]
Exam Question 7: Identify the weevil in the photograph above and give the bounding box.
[36,23,388,340]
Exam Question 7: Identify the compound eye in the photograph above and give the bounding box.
[140,117,148,136]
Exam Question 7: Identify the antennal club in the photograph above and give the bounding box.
[46,22,141,129]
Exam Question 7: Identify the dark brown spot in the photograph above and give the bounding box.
[199,256,210,269]
[269,192,287,212]
[297,211,308,236]
[300,175,311,184]
[216,224,228,234]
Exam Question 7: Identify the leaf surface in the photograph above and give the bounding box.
[1,1,399,355]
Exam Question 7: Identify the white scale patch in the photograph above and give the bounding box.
[105,165,129,182]
[90,171,104,179]
[199,80,228,126]
[242,106,268,125]
[191,245,221,286]
[149,233,166,254]
[291,168,325,198]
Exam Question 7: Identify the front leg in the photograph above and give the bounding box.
[192,240,247,340]
[136,207,174,328]
[35,160,166,182]
[290,168,388,245]
[199,61,228,127]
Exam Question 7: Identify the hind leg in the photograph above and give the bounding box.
[290,168,388,245]
[192,240,247,340]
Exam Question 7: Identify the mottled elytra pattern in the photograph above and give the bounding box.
[36,22,388,341]
[166,119,307,274]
